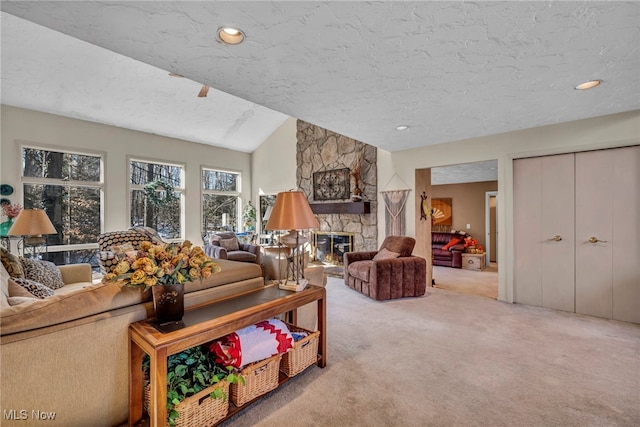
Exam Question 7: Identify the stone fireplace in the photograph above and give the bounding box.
[296,120,378,252]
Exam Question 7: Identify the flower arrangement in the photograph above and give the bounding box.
[1,202,22,219]
[103,240,221,288]
[463,236,478,249]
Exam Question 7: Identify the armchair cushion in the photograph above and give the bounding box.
[347,260,373,282]
[379,236,415,257]
[372,248,400,261]
[219,238,240,252]
[227,251,257,263]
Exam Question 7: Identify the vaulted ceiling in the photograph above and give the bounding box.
[2,1,639,154]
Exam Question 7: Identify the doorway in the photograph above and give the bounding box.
[429,160,499,299]
[485,191,498,264]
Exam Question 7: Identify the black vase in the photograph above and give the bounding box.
[152,283,185,323]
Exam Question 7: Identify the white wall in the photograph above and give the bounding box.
[251,116,298,199]
[0,106,253,244]
[379,110,640,303]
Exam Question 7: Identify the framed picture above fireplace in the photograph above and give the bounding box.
[313,168,350,201]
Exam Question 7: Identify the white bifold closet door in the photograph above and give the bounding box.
[514,146,639,323]
[514,153,575,312]
[575,146,639,323]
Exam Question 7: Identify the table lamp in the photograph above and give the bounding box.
[8,209,57,258]
[265,191,319,291]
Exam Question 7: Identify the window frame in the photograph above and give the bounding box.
[128,156,186,241]
[201,166,242,233]
[18,141,105,255]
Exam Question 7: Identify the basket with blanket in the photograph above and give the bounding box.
[209,318,317,406]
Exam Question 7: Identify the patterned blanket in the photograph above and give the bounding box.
[210,318,294,368]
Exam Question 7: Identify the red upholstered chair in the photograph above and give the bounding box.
[343,236,427,301]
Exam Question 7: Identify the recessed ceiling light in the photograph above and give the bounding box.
[217,27,245,45]
[396,125,409,131]
[575,80,602,90]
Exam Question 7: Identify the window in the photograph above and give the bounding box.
[21,146,103,267]
[202,168,240,232]
[130,159,184,240]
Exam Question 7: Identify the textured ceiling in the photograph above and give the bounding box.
[1,1,639,154]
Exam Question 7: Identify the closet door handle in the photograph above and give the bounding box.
[547,235,562,241]
[588,237,607,244]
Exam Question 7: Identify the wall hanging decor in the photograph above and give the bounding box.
[313,168,350,201]
[431,198,453,226]
[382,190,410,237]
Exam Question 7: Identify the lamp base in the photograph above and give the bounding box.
[278,278,308,292]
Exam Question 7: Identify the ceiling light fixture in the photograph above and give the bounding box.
[575,80,602,90]
[217,27,245,45]
[396,125,409,131]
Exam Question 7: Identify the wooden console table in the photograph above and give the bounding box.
[128,283,326,427]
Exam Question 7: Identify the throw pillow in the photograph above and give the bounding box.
[8,296,39,306]
[442,238,461,251]
[20,258,65,290]
[373,247,401,261]
[110,242,135,254]
[11,277,55,299]
[0,246,25,278]
[8,277,35,298]
[219,238,240,252]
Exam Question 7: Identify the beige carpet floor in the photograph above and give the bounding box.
[432,263,498,299]
[219,276,640,427]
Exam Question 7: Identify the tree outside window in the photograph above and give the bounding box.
[202,168,240,233]
[130,160,183,240]
[21,147,103,267]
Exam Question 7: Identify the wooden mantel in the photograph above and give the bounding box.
[310,201,371,215]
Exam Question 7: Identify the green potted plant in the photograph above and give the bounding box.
[143,344,243,426]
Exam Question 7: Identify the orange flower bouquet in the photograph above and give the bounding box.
[103,240,220,289]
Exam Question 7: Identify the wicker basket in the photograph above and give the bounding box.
[280,323,320,377]
[230,354,282,407]
[144,380,229,427]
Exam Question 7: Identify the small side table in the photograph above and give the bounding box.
[261,245,290,281]
[461,253,486,271]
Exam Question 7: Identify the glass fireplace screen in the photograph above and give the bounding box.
[311,231,354,265]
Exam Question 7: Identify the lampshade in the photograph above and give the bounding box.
[265,191,319,231]
[8,209,57,236]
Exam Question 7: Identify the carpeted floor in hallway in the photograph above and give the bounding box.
[432,263,498,299]
[219,276,640,427]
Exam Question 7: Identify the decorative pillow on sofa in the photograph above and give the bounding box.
[442,238,461,251]
[8,277,35,298]
[110,242,135,254]
[10,277,55,299]
[0,246,25,278]
[20,258,65,290]
[219,238,240,252]
[373,248,401,261]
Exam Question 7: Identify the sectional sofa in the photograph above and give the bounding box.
[0,257,264,426]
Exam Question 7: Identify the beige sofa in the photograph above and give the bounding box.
[0,258,264,427]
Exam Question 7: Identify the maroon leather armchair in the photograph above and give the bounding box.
[343,236,427,301]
